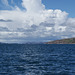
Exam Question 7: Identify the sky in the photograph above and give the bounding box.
[0,0,75,43]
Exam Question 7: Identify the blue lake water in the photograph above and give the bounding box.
[0,44,75,75]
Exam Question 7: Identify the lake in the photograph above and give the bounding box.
[0,44,75,75]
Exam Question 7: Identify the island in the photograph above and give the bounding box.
[46,38,75,44]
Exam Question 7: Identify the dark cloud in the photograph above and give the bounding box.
[0,19,12,22]
[0,27,9,31]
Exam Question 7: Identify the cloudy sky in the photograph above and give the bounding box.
[0,0,75,43]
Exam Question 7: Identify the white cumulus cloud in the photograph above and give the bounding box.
[0,0,75,43]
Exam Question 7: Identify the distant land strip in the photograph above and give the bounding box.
[45,38,75,44]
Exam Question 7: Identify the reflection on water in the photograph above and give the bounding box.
[0,44,75,75]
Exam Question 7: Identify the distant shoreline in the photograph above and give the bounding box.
[0,38,75,44]
[45,38,75,44]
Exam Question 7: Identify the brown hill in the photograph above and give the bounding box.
[46,38,75,44]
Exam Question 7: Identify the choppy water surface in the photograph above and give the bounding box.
[0,44,75,75]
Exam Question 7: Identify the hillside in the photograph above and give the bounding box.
[46,38,75,44]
